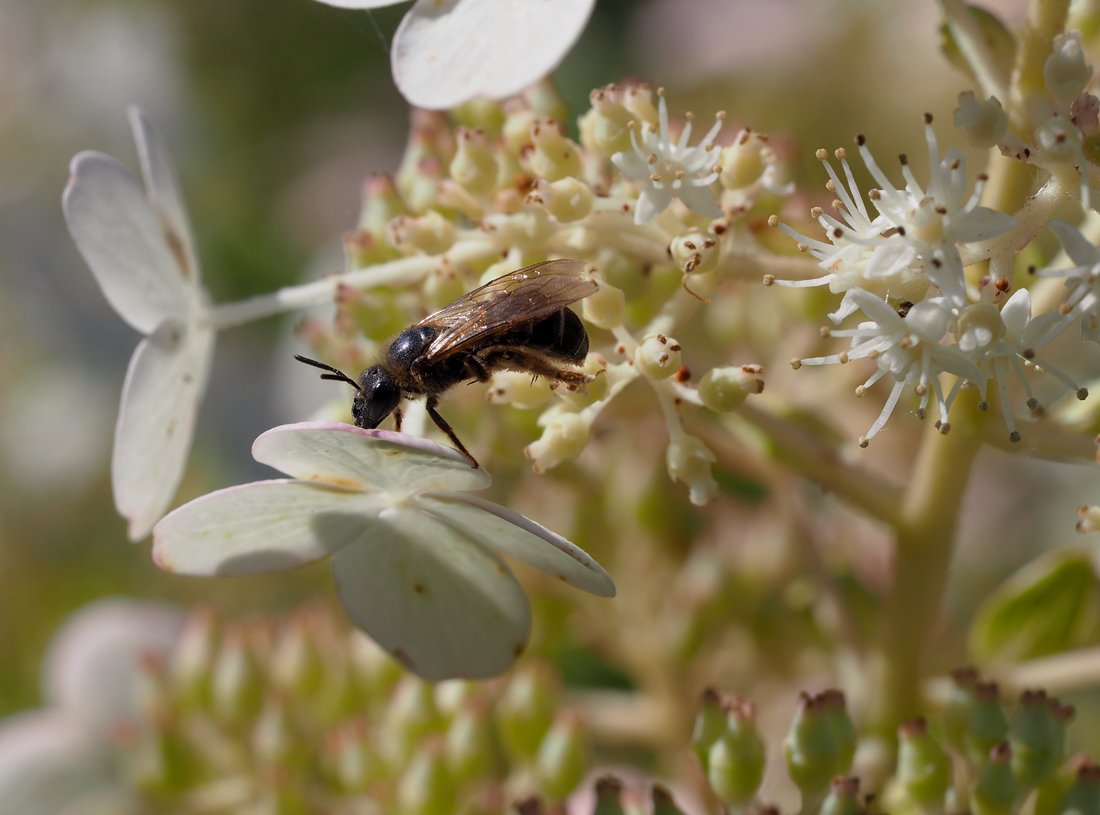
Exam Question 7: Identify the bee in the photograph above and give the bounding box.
[295,259,597,468]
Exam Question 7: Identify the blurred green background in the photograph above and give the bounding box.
[0,0,1041,716]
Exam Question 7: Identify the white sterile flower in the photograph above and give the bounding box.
[611,89,724,224]
[856,117,1015,307]
[153,423,615,681]
[797,289,984,444]
[1033,220,1100,343]
[63,108,214,541]
[311,0,595,110]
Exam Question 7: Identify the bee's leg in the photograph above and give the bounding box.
[393,406,403,432]
[463,356,492,383]
[425,396,479,469]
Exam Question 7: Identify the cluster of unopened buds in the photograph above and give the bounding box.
[308,81,778,506]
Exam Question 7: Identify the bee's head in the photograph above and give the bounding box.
[353,365,401,429]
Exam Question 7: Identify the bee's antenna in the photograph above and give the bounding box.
[294,354,362,392]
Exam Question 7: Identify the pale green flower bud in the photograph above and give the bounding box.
[622,83,658,126]
[594,776,627,815]
[582,280,626,329]
[897,717,951,809]
[385,677,443,766]
[397,111,451,213]
[707,698,766,808]
[450,127,498,197]
[446,699,505,785]
[669,231,720,275]
[953,92,1008,149]
[1037,114,1083,160]
[530,177,594,222]
[325,721,383,793]
[170,608,218,709]
[666,434,718,506]
[1045,33,1091,104]
[386,211,458,255]
[210,628,264,722]
[528,119,583,181]
[452,97,506,137]
[820,777,863,815]
[944,670,1009,765]
[253,696,305,770]
[348,629,403,700]
[397,739,456,815]
[271,616,324,697]
[1010,690,1073,790]
[1056,761,1100,815]
[502,104,537,155]
[971,742,1017,815]
[336,283,407,342]
[557,354,608,408]
[422,265,470,312]
[536,713,587,801]
[359,173,405,237]
[525,76,570,124]
[488,370,555,409]
[691,687,725,773]
[719,130,767,190]
[525,408,591,473]
[784,691,853,804]
[651,785,690,815]
[497,663,558,761]
[636,334,682,380]
[581,84,635,156]
[698,365,764,412]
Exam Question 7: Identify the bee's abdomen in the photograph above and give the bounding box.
[519,308,589,362]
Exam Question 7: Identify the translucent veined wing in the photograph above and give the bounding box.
[419,259,596,360]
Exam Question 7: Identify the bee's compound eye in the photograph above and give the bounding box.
[356,366,400,429]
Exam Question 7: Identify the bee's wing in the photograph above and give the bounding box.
[420,259,596,360]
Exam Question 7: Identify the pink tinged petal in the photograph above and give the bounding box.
[332,507,530,681]
[0,710,118,815]
[44,600,185,738]
[1049,219,1100,267]
[252,422,489,493]
[418,493,615,597]
[950,206,1014,242]
[128,108,200,288]
[62,152,191,335]
[391,0,596,110]
[112,322,215,541]
[152,480,387,575]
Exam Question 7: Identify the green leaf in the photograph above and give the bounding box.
[969,549,1100,664]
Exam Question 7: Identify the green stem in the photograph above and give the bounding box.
[1007,0,1070,134]
[872,390,985,733]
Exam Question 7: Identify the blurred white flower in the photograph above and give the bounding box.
[1033,219,1100,342]
[153,422,615,681]
[311,0,595,110]
[63,108,214,541]
[0,599,185,815]
[611,90,724,224]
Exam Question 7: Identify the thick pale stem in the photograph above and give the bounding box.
[872,389,985,732]
[939,0,1008,101]
[1007,0,1070,134]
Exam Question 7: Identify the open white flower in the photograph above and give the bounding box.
[611,90,724,224]
[63,108,214,541]
[1033,219,1100,343]
[798,289,984,444]
[312,0,595,110]
[153,422,615,681]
